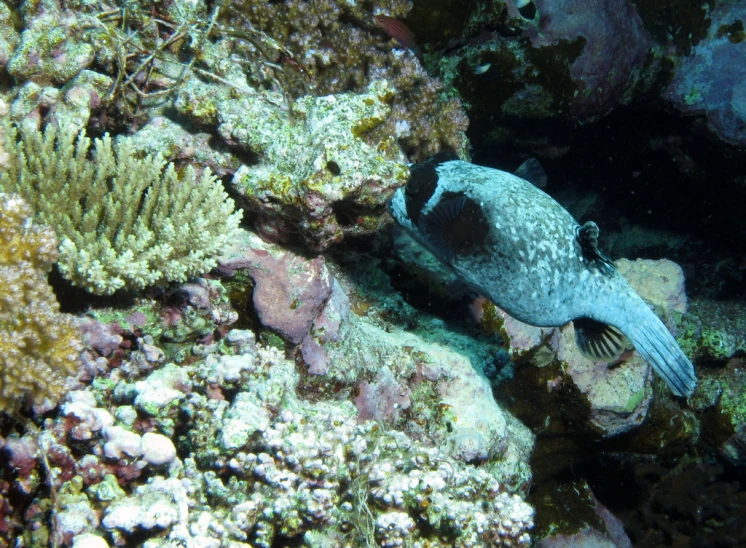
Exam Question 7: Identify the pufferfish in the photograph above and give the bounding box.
[389,154,697,397]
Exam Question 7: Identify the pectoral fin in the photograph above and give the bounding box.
[420,193,490,264]
[573,318,627,362]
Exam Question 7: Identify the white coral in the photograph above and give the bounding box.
[376,511,416,547]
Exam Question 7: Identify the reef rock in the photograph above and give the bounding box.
[326,314,534,488]
[438,0,657,145]
[552,324,652,437]
[507,0,654,119]
[235,0,469,161]
[664,2,746,146]
[533,479,632,547]
[178,79,409,251]
[218,230,350,365]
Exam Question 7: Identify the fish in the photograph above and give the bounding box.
[389,154,697,397]
[374,15,421,57]
[473,63,492,75]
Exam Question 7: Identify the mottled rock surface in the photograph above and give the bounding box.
[664,2,746,146]
[218,230,350,374]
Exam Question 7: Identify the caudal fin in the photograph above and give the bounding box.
[626,314,697,397]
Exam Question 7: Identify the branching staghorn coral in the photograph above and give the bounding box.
[0,194,82,414]
[0,123,242,295]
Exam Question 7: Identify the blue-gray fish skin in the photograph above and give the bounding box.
[389,155,697,397]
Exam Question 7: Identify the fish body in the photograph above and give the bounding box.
[389,155,697,397]
[374,15,421,57]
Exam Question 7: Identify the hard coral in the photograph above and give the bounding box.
[0,123,242,294]
[0,194,82,414]
[182,345,534,547]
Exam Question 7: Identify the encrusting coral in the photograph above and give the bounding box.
[0,194,82,414]
[0,122,242,295]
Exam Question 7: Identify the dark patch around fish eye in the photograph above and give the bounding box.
[518,1,537,19]
[405,163,438,225]
[405,153,461,224]
[422,191,490,262]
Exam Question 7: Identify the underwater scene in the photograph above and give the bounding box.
[0,0,745,546]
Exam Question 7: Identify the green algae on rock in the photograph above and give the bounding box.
[708,362,746,466]
[678,299,746,364]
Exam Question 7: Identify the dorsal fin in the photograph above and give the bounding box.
[573,318,628,362]
[577,221,615,275]
[514,158,548,188]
